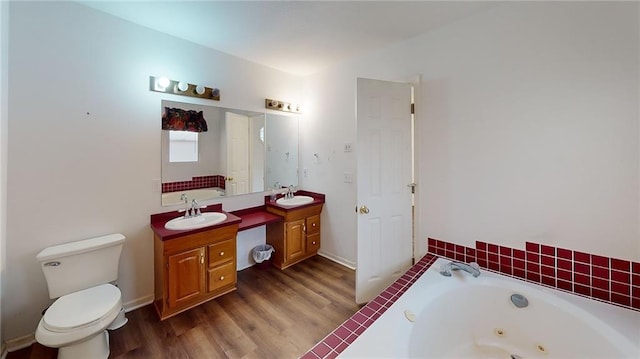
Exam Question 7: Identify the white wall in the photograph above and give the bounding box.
[6,2,302,343]
[0,0,9,349]
[302,2,639,266]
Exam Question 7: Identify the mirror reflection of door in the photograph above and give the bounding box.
[249,115,265,193]
[224,112,250,196]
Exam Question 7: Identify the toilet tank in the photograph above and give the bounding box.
[36,233,125,299]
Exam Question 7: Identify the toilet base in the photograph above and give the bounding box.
[107,307,128,330]
[58,330,109,359]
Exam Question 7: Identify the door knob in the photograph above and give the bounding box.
[359,206,370,214]
[225,177,234,181]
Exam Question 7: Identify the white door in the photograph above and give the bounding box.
[225,112,250,195]
[356,78,413,304]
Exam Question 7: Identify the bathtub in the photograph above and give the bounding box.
[337,257,640,358]
[161,187,224,206]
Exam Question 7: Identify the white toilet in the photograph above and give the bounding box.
[35,233,128,359]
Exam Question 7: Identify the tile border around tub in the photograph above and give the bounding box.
[302,239,640,359]
[161,174,226,193]
[300,253,439,359]
[428,238,640,312]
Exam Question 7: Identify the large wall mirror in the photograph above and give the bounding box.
[161,100,299,206]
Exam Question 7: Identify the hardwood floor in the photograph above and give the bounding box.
[8,256,359,359]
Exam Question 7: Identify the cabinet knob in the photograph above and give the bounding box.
[313,223,316,227]
[219,251,225,256]
[219,276,225,281]
[312,241,316,245]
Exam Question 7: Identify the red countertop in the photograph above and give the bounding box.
[150,203,242,240]
[151,190,325,241]
[230,206,283,231]
[264,190,326,211]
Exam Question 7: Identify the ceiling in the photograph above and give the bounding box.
[79,1,500,76]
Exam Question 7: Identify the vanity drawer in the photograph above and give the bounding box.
[207,261,236,292]
[306,233,320,253]
[208,239,235,267]
[306,215,320,235]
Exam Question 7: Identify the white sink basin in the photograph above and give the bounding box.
[276,195,314,208]
[164,212,227,230]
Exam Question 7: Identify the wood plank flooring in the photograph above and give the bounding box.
[8,256,360,359]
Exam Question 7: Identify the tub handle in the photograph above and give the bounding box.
[44,261,61,267]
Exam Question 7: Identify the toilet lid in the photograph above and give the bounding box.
[43,284,121,332]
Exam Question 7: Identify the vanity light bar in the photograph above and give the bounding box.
[150,76,220,101]
[265,98,301,113]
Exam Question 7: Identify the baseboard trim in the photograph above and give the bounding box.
[318,251,356,270]
[1,342,7,359]
[123,294,154,313]
[4,333,35,353]
[4,294,154,353]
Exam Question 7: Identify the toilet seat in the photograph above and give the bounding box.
[43,283,121,332]
[36,284,122,348]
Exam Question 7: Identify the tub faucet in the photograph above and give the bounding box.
[439,261,481,277]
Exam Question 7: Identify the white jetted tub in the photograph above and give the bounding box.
[339,257,640,358]
[161,187,224,206]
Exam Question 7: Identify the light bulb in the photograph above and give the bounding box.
[177,81,189,92]
[157,77,170,90]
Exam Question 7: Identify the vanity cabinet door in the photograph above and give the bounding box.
[154,223,239,320]
[266,203,323,269]
[285,219,306,262]
[167,247,205,308]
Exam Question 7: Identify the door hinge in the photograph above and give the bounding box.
[408,183,417,194]
[410,103,415,114]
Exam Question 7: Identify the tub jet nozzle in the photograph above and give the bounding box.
[510,293,529,308]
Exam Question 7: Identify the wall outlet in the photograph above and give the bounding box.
[344,142,353,152]
[343,172,353,183]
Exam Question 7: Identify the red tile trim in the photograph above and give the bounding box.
[305,238,640,358]
[426,237,640,313]
[161,175,225,193]
[302,253,438,359]
[557,248,572,260]
[592,255,609,268]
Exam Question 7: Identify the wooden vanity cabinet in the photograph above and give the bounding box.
[266,203,323,269]
[154,224,238,320]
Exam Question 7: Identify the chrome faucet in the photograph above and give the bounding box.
[191,199,201,217]
[286,185,296,199]
[180,194,190,218]
[439,261,481,277]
